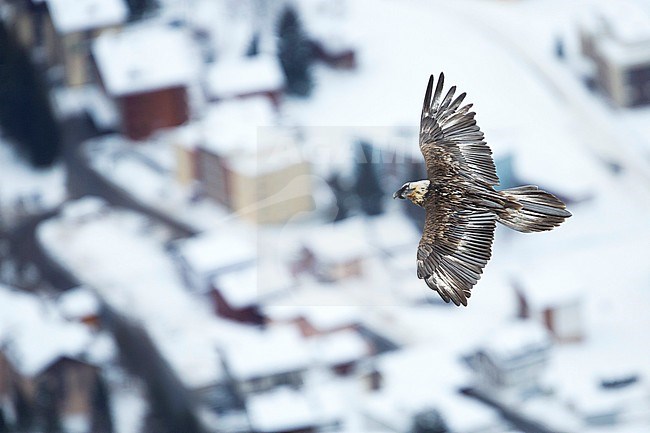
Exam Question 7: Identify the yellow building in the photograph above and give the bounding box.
[195,99,313,224]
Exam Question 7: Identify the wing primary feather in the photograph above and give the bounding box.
[422,75,434,118]
[431,72,445,111]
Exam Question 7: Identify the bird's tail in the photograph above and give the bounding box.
[496,185,571,233]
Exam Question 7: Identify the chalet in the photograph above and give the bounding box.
[92,24,198,140]
[464,320,552,402]
[204,55,286,106]
[262,285,362,337]
[0,284,114,433]
[513,267,585,343]
[363,346,503,433]
[224,325,310,395]
[246,387,340,433]
[310,329,369,376]
[44,0,128,87]
[196,98,313,224]
[210,262,293,325]
[169,227,256,294]
[298,0,357,69]
[300,217,369,282]
[578,1,650,107]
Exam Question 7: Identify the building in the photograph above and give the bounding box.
[300,217,369,282]
[578,1,650,107]
[512,254,585,343]
[298,0,357,69]
[210,262,293,325]
[0,284,114,433]
[196,98,313,224]
[44,0,128,87]
[464,320,552,402]
[204,54,286,105]
[224,325,311,395]
[169,227,257,295]
[246,387,341,433]
[93,24,198,140]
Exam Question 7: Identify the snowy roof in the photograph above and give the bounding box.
[201,98,276,155]
[303,217,370,263]
[298,0,356,53]
[93,24,198,96]
[213,261,292,309]
[311,329,369,366]
[261,284,363,331]
[224,325,310,380]
[246,387,320,433]
[174,227,256,276]
[57,286,100,319]
[205,55,285,99]
[594,0,650,45]
[0,285,95,376]
[480,320,551,365]
[595,37,650,68]
[46,0,127,34]
[37,202,227,388]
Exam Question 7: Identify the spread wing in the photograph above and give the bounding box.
[416,73,498,306]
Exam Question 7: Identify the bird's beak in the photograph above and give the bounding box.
[393,186,406,199]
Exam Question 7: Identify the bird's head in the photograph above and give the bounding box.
[393,180,430,207]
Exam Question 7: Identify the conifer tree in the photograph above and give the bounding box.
[0,21,60,167]
[277,6,314,96]
[354,141,384,216]
[125,0,158,21]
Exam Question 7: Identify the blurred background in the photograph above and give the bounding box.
[0,0,649,432]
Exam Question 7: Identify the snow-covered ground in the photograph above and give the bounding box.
[0,137,66,230]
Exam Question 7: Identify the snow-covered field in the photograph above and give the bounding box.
[0,137,65,230]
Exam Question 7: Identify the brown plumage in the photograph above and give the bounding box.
[394,73,571,306]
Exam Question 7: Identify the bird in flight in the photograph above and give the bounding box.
[394,73,571,306]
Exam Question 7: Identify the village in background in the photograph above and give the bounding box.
[0,0,649,432]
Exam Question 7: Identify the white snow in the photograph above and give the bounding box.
[0,284,96,377]
[310,329,369,366]
[205,55,285,99]
[246,387,320,433]
[57,286,100,320]
[46,0,127,34]
[302,217,369,263]
[213,261,292,309]
[224,325,311,381]
[37,199,227,388]
[93,24,199,96]
[0,138,66,228]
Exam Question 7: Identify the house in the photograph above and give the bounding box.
[196,98,313,224]
[464,320,552,403]
[298,0,357,69]
[169,227,256,294]
[512,263,585,343]
[204,55,285,106]
[310,329,370,376]
[0,284,114,433]
[44,0,128,87]
[210,261,293,325]
[223,325,311,395]
[578,1,650,107]
[92,24,199,140]
[362,345,503,433]
[261,284,362,337]
[246,387,340,433]
[300,217,369,282]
